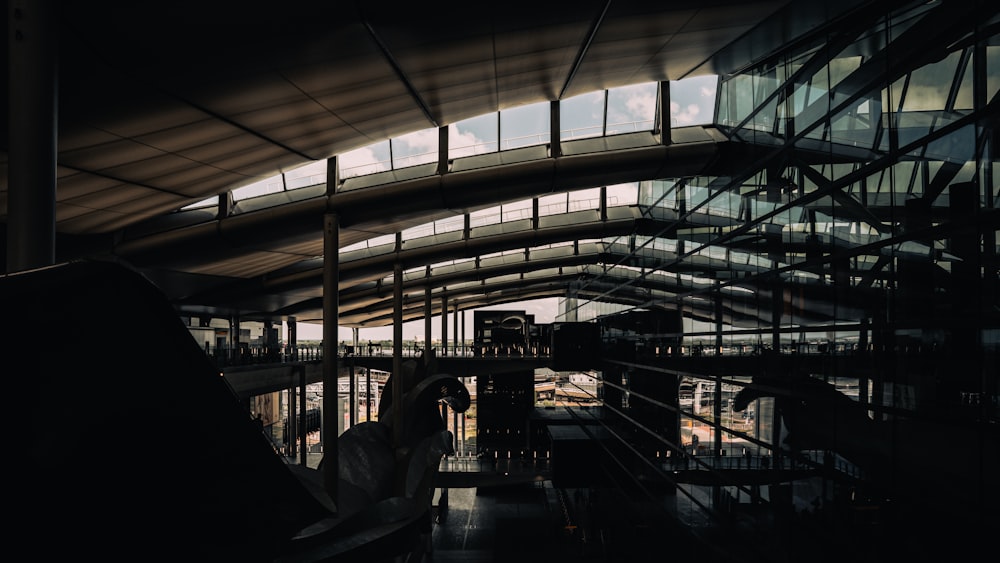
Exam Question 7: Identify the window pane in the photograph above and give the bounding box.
[340,140,391,179]
[560,90,605,140]
[232,177,283,201]
[606,82,657,134]
[435,215,465,234]
[285,160,327,190]
[450,114,498,158]
[568,187,601,211]
[500,102,550,150]
[607,183,638,206]
[470,205,501,228]
[902,51,961,112]
[391,127,439,169]
[538,193,567,216]
[182,196,216,210]
[501,199,533,222]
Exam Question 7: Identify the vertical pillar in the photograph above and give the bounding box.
[288,316,297,361]
[393,234,405,454]
[6,0,57,273]
[217,192,233,220]
[714,282,724,355]
[438,125,449,175]
[288,385,297,458]
[366,366,372,422]
[350,327,358,427]
[424,283,433,357]
[322,203,339,504]
[263,320,274,360]
[714,282,723,456]
[439,284,449,433]
[441,294,448,357]
[232,316,241,364]
[299,365,307,467]
[900,197,935,409]
[550,100,561,158]
[948,182,982,400]
[453,304,459,356]
[659,80,671,146]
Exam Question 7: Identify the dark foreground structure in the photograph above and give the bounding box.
[3,1,998,561]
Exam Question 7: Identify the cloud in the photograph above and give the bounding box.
[340,146,386,178]
[606,85,657,131]
[394,128,438,153]
[624,90,656,119]
[449,128,489,158]
[671,102,702,126]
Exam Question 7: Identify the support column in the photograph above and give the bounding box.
[858,318,870,408]
[424,283,433,357]
[714,282,724,456]
[322,203,340,505]
[714,282,724,355]
[659,80,671,146]
[393,234,405,455]
[231,316,241,364]
[948,182,983,401]
[288,385,297,458]
[366,366,372,422]
[550,100,561,158]
[299,365,307,467]
[438,125,449,175]
[441,294,448,357]
[6,0,57,273]
[438,289,449,444]
[350,327,358,427]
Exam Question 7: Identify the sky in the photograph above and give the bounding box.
[251,76,718,343]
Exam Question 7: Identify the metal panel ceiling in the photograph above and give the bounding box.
[3,0,804,232]
[3,0,903,328]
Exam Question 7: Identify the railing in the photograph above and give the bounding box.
[661,449,865,481]
[208,335,880,369]
[337,120,655,179]
[208,341,558,368]
[204,344,324,368]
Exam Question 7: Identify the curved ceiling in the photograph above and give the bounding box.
[2,0,919,329]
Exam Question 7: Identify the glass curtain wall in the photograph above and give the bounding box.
[570,1,998,523]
